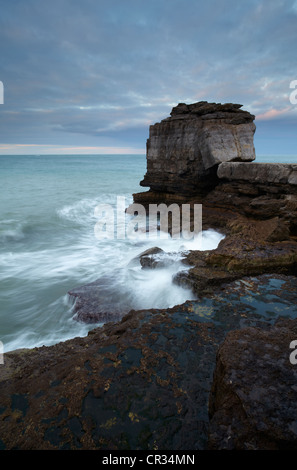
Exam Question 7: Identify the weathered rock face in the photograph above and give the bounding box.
[207,162,297,236]
[208,317,297,450]
[141,101,256,195]
[218,161,297,185]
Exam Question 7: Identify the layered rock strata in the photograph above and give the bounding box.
[213,162,297,232]
[132,102,297,289]
[141,101,256,195]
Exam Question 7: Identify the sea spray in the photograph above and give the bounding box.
[0,155,225,352]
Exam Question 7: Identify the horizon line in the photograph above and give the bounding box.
[0,153,296,158]
[0,144,146,155]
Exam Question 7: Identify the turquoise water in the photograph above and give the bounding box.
[0,154,148,351]
[0,154,225,352]
[0,154,296,353]
[256,155,297,163]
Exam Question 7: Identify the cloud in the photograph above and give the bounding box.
[257,106,293,120]
[0,0,297,153]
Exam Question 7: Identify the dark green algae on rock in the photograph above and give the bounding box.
[1,274,297,450]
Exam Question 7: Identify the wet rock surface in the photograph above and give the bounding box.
[138,246,165,269]
[0,305,221,450]
[68,276,129,324]
[176,235,297,296]
[68,248,187,324]
[208,316,297,450]
[1,274,297,450]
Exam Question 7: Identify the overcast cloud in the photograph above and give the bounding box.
[0,0,297,155]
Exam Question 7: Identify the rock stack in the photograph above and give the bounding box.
[140,101,256,195]
[133,101,297,237]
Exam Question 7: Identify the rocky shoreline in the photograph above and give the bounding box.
[1,101,297,450]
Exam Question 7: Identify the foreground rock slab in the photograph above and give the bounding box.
[208,318,297,450]
[0,306,222,450]
[1,274,297,450]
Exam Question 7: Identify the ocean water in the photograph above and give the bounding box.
[0,154,226,353]
[256,155,297,163]
[1,154,296,353]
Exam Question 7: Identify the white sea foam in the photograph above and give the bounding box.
[57,198,100,224]
[0,155,225,353]
[119,228,225,310]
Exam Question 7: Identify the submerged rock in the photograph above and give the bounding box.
[68,275,130,324]
[138,246,181,269]
[136,246,164,268]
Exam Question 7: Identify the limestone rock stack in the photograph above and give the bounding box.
[140,101,256,195]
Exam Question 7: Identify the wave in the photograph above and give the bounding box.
[125,229,225,304]
[68,228,225,324]
[0,189,225,353]
[56,194,133,226]
[57,198,99,225]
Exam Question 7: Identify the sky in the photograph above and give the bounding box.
[0,0,297,156]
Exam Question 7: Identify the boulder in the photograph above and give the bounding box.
[137,246,164,268]
[138,247,180,269]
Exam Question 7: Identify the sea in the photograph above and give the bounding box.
[0,153,296,353]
